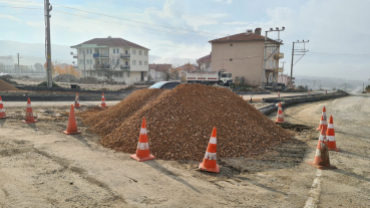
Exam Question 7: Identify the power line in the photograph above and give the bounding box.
[102,0,231,22]
[52,10,215,39]
[51,3,224,37]
[0,5,41,9]
[308,51,370,56]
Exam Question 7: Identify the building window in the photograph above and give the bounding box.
[139,50,142,55]
[120,72,123,77]
[132,49,136,54]
[127,71,130,77]
[139,61,142,65]
[98,71,102,76]
[230,44,233,46]
[132,60,136,65]
[230,58,233,61]
[144,51,148,56]
[144,61,148,65]
[79,49,81,53]
[117,49,119,53]
[125,50,128,54]
[113,49,116,54]
[79,59,83,64]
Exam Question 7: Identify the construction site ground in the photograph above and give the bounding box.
[0,95,368,207]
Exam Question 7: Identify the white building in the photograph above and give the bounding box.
[71,37,149,84]
[148,64,172,82]
[0,56,14,72]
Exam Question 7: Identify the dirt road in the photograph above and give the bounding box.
[0,95,368,207]
[271,94,370,207]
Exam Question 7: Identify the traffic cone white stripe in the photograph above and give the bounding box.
[327,136,335,141]
[0,109,4,113]
[0,101,2,104]
[137,142,149,150]
[319,120,327,125]
[27,104,31,108]
[278,114,283,118]
[140,128,147,135]
[209,137,217,144]
[328,124,334,128]
[319,135,326,141]
[278,107,282,110]
[205,152,217,160]
[315,148,322,157]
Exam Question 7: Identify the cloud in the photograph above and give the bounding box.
[214,0,233,4]
[0,14,20,22]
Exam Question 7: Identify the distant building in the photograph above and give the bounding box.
[278,74,295,87]
[174,63,198,78]
[197,53,212,71]
[149,64,172,82]
[71,37,149,84]
[0,56,14,72]
[209,28,283,88]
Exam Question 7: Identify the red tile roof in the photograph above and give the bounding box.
[149,64,172,72]
[71,38,149,49]
[197,53,211,64]
[174,63,198,72]
[209,32,282,44]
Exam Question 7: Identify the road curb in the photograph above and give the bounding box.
[258,91,348,115]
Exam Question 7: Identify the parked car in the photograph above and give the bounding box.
[149,81,181,89]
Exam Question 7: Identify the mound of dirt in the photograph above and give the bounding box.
[79,76,99,84]
[81,84,291,161]
[0,79,18,91]
[53,74,79,82]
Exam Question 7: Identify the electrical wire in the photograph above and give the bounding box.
[308,51,370,56]
[100,0,231,22]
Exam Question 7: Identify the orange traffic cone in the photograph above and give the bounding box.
[316,115,327,131]
[327,116,339,151]
[74,93,80,108]
[275,102,284,124]
[0,96,9,119]
[199,127,220,173]
[63,105,81,135]
[22,98,37,123]
[307,128,337,169]
[100,93,107,107]
[130,118,155,162]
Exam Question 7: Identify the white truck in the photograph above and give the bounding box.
[186,70,233,86]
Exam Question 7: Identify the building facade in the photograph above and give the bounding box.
[148,64,172,82]
[278,74,295,87]
[209,28,283,88]
[71,37,149,84]
[197,53,212,71]
[0,56,14,72]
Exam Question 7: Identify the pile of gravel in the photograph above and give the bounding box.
[81,84,291,161]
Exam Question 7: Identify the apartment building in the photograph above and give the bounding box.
[209,28,283,88]
[71,37,149,84]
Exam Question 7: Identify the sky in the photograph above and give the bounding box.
[0,0,370,81]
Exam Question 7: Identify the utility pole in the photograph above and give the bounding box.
[290,40,309,88]
[17,53,20,74]
[45,0,53,88]
[262,27,285,89]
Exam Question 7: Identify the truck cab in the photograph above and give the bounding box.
[218,71,233,86]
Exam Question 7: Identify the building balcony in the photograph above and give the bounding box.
[120,65,130,70]
[93,53,109,58]
[120,53,131,59]
[274,53,284,59]
[94,64,110,70]
[273,68,284,73]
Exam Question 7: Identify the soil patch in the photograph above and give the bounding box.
[81,84,292,161]
[0,79,19,91]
